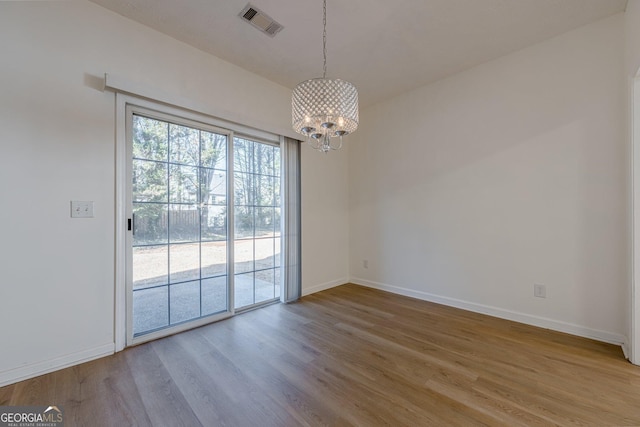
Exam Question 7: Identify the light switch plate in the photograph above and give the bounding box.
[71,201,94,218]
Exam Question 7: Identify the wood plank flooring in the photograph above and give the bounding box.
[2,283,640,426]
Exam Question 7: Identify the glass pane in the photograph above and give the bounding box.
[202,276,227,315]
[234,272,254,309]
[201,132,227,170]
[234,172,254,206]
[169,204,199,243]
[133,160,167,202]
[133,245,168,289]
[202,205,226,241]
[273,147,281,177]
[235,206,254,239]
[133,115,168,162]
[202,241,226,278]
[254,143,274,176]
[233,137,254,174]
[235,239,254,274]
[274,267,281,298]
[133,286,168,335]
[255,238,275,270]
[133,203,168,245]
[274,208,281,237]
[169,165,198,204]
[274,177,281,207]
[170,281,200,324]
[255,269,276,303]
[274,237,281,267]
[169,124,199,165]
[170,243,200,283]
[256,175,275,207]
[256,207,275,237]
[201,169,226,205]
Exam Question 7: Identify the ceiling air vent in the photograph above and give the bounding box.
[239,3,284,37]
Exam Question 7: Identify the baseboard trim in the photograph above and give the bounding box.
[0,343,115,388]
[350,277,627,347]
[302,277,349,296]
[621,339,631,360]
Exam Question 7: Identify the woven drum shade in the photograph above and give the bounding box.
[292,78,358,137]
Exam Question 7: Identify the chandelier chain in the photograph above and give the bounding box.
[323,0,327,79]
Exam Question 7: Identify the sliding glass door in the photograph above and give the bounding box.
[128,111,231,339]
[126,106,282,343]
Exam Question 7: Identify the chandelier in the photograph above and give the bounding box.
[292,0,359,153]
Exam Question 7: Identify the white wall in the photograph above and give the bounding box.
[349,14,628,344]
[301,144,350,295]
[0,0,349,386]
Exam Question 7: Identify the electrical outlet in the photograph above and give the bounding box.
[534,284,546,298]
[363,259,369,269]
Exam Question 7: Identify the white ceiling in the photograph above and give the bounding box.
[88,0,627,107]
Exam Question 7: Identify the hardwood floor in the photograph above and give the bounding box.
[2,283,640,426]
